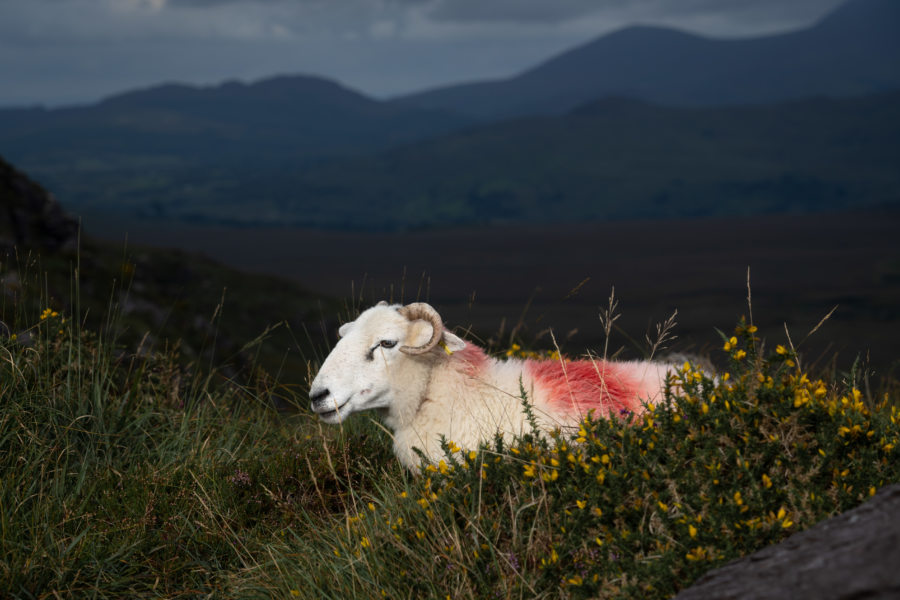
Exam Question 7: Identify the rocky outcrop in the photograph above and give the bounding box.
[1,155,78,252]
[674,484,900,600]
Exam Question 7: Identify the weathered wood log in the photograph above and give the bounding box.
[674,484,900,600]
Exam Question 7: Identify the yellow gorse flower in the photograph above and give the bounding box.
[686,546,707,561]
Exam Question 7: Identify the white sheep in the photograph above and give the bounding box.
[309,302,675,470]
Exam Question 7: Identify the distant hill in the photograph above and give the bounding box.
[4,91,899,230]
[143,92,899,229]
[0,73,473,215]
[0,74,471,166]
[393,0,900,118]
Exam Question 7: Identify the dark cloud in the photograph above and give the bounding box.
[425,0,844,27]
[0,0,851,106]
[428,0,609,24]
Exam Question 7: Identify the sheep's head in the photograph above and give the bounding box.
[309,302,466,424]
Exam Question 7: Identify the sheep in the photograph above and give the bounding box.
[309,301,676,471]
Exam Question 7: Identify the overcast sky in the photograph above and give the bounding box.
[0,0,847,107]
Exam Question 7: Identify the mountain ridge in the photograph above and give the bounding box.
[392,0,900,118]
[0,73,473,166]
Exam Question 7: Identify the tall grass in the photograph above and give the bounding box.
[1,288,897,598]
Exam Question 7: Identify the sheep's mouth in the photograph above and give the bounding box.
[313,397,352,423]
[318,406,342,419]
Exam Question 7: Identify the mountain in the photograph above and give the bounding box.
[393,0,900,119]
[0,74,471,166]
[1,0,897,228]
[149,92,899,229]
[0,73,473,214]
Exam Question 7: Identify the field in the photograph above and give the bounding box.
[84,209,900,384]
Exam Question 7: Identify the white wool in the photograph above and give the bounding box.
[309,302,674,471]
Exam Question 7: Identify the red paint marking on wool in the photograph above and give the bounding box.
[526,359,644,417]
[450,342,489,377]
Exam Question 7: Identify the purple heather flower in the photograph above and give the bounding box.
[507,552,520,572]
[230,469,251,488]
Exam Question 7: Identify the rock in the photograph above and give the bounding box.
[674,484,900,600]
[0,155,78,252]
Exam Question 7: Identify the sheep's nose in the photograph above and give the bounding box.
[310,387,330,406]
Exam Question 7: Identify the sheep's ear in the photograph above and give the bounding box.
[338,322,354,338]
[442,331,467,353]
[376,300,389,307]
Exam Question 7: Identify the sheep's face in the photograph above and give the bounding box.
[309,303,464,424]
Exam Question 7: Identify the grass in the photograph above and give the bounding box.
[2,237,341,386]
[1,291,898,598]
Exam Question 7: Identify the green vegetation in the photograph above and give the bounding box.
[2,238,340,385]
[1,283,897,597]
[7,92,900,230]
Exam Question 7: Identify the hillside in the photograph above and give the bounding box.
[394,0,900,118]
[0,154,339,381]
[2,269,898,598]
[100,92,900,229]
[0,156,77,251]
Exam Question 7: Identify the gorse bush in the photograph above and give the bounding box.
[0,305,897,599]
[291,319,900,599]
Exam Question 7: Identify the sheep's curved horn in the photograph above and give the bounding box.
[398,302,444,355]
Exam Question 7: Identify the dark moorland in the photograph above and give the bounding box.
[9,92,900,230]
[86,209,900,383]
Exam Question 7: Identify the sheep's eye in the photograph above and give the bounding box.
[367,339,397,361]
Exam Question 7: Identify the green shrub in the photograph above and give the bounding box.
[295,319,899,599]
